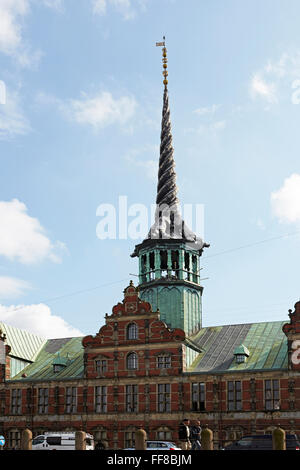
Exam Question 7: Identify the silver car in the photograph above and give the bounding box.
[124,440,181,450]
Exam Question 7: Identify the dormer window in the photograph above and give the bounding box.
[127,323,138,340]
[52,353,69,373]
[53,364,65,373]
[234,344,250,364]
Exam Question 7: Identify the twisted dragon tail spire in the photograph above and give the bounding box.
[156,86,179,208]
[131,38,209,254]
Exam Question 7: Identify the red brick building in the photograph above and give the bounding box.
[0,284,300,450]
[0,43,299,450]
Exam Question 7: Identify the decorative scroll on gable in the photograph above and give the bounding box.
[111,281,152,317]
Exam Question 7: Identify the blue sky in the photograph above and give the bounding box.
[0,0,300,338]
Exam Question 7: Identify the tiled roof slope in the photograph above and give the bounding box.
[10,337,84,381]
[0,321,46,362]
[188,321,288,372]
[3,320,289,380]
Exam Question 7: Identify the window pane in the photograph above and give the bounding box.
[127,353,138,370]
[265,380,271,390]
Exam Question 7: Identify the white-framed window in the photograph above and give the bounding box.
[93,428,108,448]
[95,359,107,375]
[157,354,171,369]
[192,382,205,411]
[126,385,138,412]
[156,428,172,441]
[127,323,138,340]
[227,381,242,411]
[66,387,77,413]
[8,430,21,450]
[95,386,107,413]
[265,379,280,410]
[157,383,171,412]
[127,352,138,370]
[125,430,135,449]
[38,388,49,414]
[11,389,22,415]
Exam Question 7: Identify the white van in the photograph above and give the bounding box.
[32,432,94,450]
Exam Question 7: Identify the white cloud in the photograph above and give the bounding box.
[125,145,158,181]
[0,0,65,66]
[250,52,300,105]
[0,0,42,66]
[36,89,137,131]
[93,0,106,15]
[0,0,29,56]
[250,73,277,104]
[271,174,300,224]
[92,0,145,20]
[0,199,66,264]
[0,276,31,298]
[65,91,137,130]
[0,303,84,338]
[184,120,226,135]
[42,0,64,11]
[0,87,30,139]
[210,120,226,131]
[194,104,220,116]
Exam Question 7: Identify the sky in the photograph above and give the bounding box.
[0,0,300,339]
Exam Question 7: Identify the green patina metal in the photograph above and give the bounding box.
[9,336,84,381]
[188,321,288,373]
[0,321,46,363]
[140,276,203,336]
[0,317,289,381]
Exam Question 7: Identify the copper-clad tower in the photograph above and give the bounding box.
[131,38,209,338]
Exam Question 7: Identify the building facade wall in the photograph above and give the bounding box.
[0,286,299,450]
[0,372,300,449]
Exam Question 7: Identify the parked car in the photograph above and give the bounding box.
[32,432,95,450]
[124,441,181,450]
[223,434,300,450]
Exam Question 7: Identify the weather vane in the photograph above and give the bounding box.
[156,36,168,88]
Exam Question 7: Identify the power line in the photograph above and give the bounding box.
[0,277,131,315]
[204,300,292,314]
[202,230,300,260]
[1,230,299,314]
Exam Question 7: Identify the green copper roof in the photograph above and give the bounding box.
[10,337,84,381]
[188,321,288,372]
[2,318,289,380]
[0,321,46,362]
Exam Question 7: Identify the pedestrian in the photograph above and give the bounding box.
[94,440,105,450]
[178,418,191,450]
[190,420,202,450]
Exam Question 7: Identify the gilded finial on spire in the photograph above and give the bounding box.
[156,36,168,88]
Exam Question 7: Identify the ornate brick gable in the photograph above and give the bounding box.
[82,282,185,349]
[82,282,186,379]
[283,301,300,370]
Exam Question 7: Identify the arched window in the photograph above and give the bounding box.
[127,352,138,370]
[127,323,138,340]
